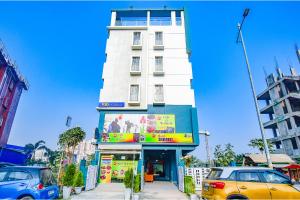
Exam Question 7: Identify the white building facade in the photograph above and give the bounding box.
[97,9,199,185]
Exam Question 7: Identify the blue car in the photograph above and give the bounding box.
[0,166,59,199]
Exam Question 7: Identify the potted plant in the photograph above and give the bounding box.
[123,168,133,200]
[62,164,76,199]
[184,176,198,200]
[73,170,84,194]
[133,174,141,200]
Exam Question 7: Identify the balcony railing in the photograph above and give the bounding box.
[115,20,147,26]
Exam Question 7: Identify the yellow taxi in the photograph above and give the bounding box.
[202,167,300,199]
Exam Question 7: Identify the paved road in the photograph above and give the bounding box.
[71,181,189,200]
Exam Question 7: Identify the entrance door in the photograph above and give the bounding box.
[144,150,175,181]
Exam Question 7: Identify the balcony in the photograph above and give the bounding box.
[115,11,147,27]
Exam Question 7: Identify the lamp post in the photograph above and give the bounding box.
[236,8,273,168]
[199,130,211,167]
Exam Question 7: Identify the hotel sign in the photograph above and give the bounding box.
[98,102,125,108]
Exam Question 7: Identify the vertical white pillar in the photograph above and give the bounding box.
[171,11,176,26]
[181,11,185,27]
[111,11,116,26]
[147,11,150,26]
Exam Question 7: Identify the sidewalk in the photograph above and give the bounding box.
[71,183,125,200]
[140,181,189,200]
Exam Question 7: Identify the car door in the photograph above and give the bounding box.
[236,170,271,199]
[0,170,9,199]
[261,171,300,199]
[0,170,32,199]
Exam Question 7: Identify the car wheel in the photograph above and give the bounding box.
[227,195,248,200]
[19,196,34,200]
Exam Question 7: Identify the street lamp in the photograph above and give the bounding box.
[236,8,273,168]
[199,130,211,167]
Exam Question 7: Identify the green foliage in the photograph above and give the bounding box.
[58,127,86,163]
[73,170,84,187]
[24,140,47,164]
[248,138,274,153]
[184,176,195,195]
[62,164,76,186]
[133,174,141,193]
[123,168,133,188]
[214,143,236,167]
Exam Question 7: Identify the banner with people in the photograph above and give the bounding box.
[101,114,193,144]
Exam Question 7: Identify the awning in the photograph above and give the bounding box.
[283,164,300,169]
[98,144,142,154]
[245,153,295,164]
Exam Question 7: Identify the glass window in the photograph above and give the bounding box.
[40,169,56,186]
[7,171,31,181]
[155,32,163,46]
[227,172,236,181]
[291,137,298,149]
[0,171,7,182]
[130,85,139,102]
[238,172,260,182]
[155,56,163,72]
[150,10,171,26]
[176,11,182,26]
[154,85,164,102]
[133,32,141,45]
[115,11,147,26]
[131,57,140,71]
[207,169,223,180]
[262,172,290,184]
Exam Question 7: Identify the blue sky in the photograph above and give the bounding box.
[0,1,299,159]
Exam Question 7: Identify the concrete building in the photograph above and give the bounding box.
[0,41,28,147]
[74,139,96,163]
[96,8,199,186]
[257,48,300,159]
[34,148,49,163]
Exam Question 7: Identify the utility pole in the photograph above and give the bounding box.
[236,9,273,168]
[199,130,211,167]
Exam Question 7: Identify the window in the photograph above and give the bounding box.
[238,172,260,182]
[133,32,141,46]
[291,137,298,150]
[131,56,141,72]
[155,32,163,46]
[0,171,7,182]
[40,169,56,186]
[262,172,290,184]
[155,56,163,73]
[150,10,171,26]
[129,84,139,102]
[154,85,164,103]
[207,169,223,180]
[227,172,236,181]
[7,171,31,181]
[176,11,182,26]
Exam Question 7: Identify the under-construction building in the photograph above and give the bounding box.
[257,46,300,159]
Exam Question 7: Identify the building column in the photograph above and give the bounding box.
[147,11,150,26]
[110,11,116,26]
[171,11,176,26]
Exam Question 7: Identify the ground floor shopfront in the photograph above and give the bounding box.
[97,144,196,186]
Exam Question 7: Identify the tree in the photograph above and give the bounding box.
[24,140,47,163]
[214,143,236,167]
[248,138,274,154]
[58,127,86,163]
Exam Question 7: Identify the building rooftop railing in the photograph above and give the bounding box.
[0,39,29,90]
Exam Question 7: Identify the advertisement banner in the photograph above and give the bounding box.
[101,114,193,144]
[111,160,138,179]
[99,155,113,183]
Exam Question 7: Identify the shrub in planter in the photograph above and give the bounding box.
[184,176,198,200]
[133,174,141,200]
[62,164,76,199]
[73,170,84,194]
[123,169,133,200]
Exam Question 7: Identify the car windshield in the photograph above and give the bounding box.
[40,169,56,187]
[207,169,223,180]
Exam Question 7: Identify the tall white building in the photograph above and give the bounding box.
[97,8,199,185]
